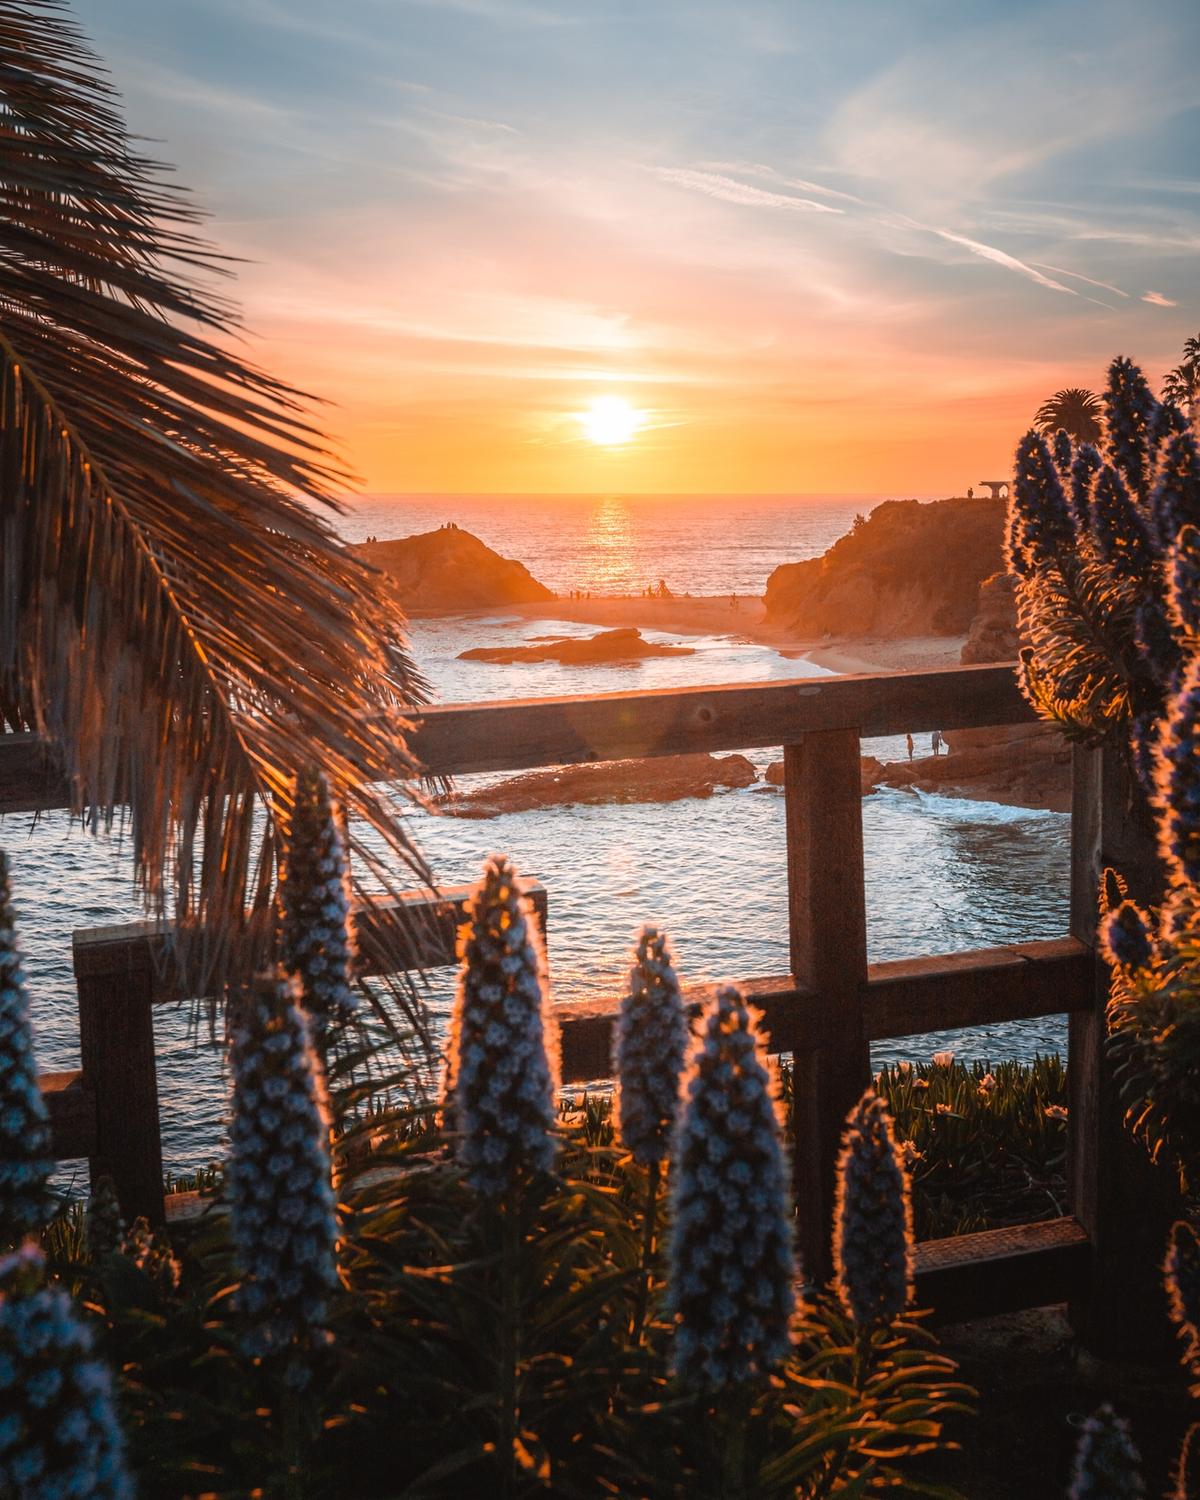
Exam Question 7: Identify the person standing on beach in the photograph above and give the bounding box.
[931,730,944,756]
[906,733,914,761]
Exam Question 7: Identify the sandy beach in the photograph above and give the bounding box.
[433,592,967,677]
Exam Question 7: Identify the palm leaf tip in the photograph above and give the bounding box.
[0,0,433,1041]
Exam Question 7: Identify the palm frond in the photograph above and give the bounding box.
[0,1,433,1041]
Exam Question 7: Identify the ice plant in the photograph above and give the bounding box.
[613,925,689,1164]
[833,1088,914,1329]
[0,1242,133,1499]
[1164,1220,1200,1379]
[0,853,52,1244]
[227,972,338,1382]
[280,765,356,1039]
[1067,1404,1144,1499]
[443,854,558,1199]
[668,985,794,1389]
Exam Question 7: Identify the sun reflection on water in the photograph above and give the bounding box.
[579,494,639,594]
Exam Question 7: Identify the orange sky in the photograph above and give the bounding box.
[81,0,1198,494]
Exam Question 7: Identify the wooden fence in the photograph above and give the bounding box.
[0,662,1177,1352]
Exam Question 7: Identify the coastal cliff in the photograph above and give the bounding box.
[763,497,1004,638]
[354,526,553,613]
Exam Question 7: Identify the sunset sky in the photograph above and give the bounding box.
[76,0,1199,494]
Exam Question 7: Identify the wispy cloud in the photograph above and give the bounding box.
[928,229,1078,296]
[1143,290,1178,306]
[697,161,869,208]
[650,167,844,215]
[1031,263,1130,298]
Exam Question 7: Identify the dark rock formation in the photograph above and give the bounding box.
[459,627,694,666]
[764,756,885,797]
[764,726,1068,811]
[764,497,1005,638]
[961,572,1019,664]
[869,724,1070,812]
[437,753,757,817]
[353,527,553,613]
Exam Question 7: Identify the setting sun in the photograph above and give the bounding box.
[579,395,644,446]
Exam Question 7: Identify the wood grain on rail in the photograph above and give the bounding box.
[555,937,1091,1083]
[1,664,1033,811]
[407,663,1032,776]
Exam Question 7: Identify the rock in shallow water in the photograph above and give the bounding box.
[458,626,694,665]
[436,752,757,817]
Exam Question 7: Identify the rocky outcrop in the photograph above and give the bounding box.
[764,497,1005,638]
[869,724,1070,812]
[436,753,757,818]
[764,756,885,797]
[961,572,1019,664]
[353,526,553,613]
[459,627,694,666]
[763,725,1068,811]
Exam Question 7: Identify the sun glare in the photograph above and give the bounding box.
[579,395,643,446]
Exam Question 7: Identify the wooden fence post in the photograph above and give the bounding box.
[784,727,871,1284]
[73,932,165,1226]
[1067,743,1180,1358]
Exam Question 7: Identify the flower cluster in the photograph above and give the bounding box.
[1156,659,1200,890]
[667,985,794,1389]
[1153,432,1200,552]
[1090,469,1151,578]
[833,1088,914,1328]
[1067,1404,1144,1500]
[1103,355,1158,502]
[0,853,52,1244]
[1168,525,1200,639]
[1008,358,1199,786]
[280,765,357,1038]
[84,1177,123,1260]
[1100,900,1154,973]
[1164,1219,1200,1380]
[1006,432,1072,576]
[444,855,558,1198]
[0,1243,133,1499]
[613,926,689,1164]
[121,1217,181,1295]
[227,973,339,1380]
[84,1177,180,1292]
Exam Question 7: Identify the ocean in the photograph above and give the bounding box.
[4,493,1067,1181]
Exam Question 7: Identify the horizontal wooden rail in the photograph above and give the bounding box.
[0,732,71,813]
[913,1215,1090,1324]
[71,882,549,1003]
[160,1191,1091,1325]
[1,663,1032,812]
[407,663,1032,776]
[557,937,1091,1083]
[41,1069,96,1160]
